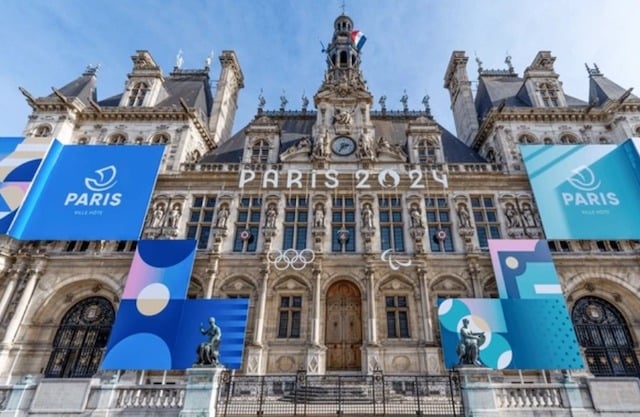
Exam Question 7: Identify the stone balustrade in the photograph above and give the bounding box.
[495,384,565,408]
[114,386,185,408]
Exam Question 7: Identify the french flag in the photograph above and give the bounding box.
[350,30,367,50]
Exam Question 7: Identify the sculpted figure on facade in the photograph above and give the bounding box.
[361,203,374,230]
[265,205,277,228]
[521,203,536,227]
[410,205,423,228]
[314,131,329,158]
[195,317,222,367]
[457,203,472,229]
[150,203,165,228]
[216,205,230,229]
[314,204,325,228]
[167,203,182,229]
[504,202,522,228]
[333,107,353,126]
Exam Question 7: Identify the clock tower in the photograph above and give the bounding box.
[312,13,375,161]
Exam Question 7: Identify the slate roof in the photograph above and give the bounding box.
[201,112,486,164]
[47,72,97,105]
[589,73,638,106]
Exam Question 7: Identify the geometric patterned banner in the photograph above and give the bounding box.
[438,239,583,370]
[0,136,49,234]
[101,240,249,370]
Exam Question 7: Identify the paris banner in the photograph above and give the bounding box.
[8,139,164,240]
[520,138,640,239]
[438,239,583,370]
[101,240,249,370]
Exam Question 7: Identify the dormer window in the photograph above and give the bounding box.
[251,140,270,163]
[34,124,51,137]
[127,82,149,107]
[108,134,127,145]
[538,82,559,107]
[416,139,438,164]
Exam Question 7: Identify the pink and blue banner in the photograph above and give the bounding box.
[438,239,583,370]
[102,240,249,370]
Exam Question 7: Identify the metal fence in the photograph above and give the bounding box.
[218,370,463,416]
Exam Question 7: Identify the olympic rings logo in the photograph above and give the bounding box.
[267,248,316,271]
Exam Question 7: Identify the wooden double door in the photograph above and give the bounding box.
[325,281,362,370]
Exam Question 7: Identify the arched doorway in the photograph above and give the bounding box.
[572,296,640,377]
[45,296,115,378]
[325,280,362,370]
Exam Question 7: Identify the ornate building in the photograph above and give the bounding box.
[0,12,639,416]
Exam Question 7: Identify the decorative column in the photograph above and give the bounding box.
[1,266,43,345]
[364,265,381,373]
[0,264,20,323]
[205,258,219,298]
[417,266,433,343]
[246,265,269,374]
[306,264,325,374]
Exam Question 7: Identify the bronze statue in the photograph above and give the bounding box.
[195,317,222,366]
[456,318,485,366]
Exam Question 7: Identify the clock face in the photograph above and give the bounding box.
[331,136,356,156]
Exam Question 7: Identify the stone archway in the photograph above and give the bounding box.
[325,280,362,370]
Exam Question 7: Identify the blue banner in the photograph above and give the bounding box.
[102,240,249,370]
[521,139,640,239]
[438,240,583,370]
[8,139,164,240]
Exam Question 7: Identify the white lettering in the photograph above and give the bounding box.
[239,168,256,188]
[324,169,339,188]
[286,169,303,189]
[355,170,370,189]
[262,169,278,188]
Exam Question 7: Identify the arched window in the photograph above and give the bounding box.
[127,82,149,107]
[416,139,438,164]
[572,296,640,377]
[45,296,115,378]
[518,134,535,144]
[543,137,553,145]
[560,134,578,144]
[151,133,170,144]
[108,133,127,145]
[599,137,609,144]
[77,137,88,145]
[251,140,270,163]
[34,124,51,137]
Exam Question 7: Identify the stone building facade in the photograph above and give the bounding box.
[0,12,639,416]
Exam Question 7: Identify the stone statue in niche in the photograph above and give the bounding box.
[314,204,325,228]
[167,203,182,229]
[361,203,374,230]
[265,205,277,228]
[457,203,472,229]
[410,205,423,228]
[504,202,522,228]
[150,203,165,228]
[216,205,230,228]
[521,203,536,227]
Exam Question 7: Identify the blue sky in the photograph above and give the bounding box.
[1,1,639,137]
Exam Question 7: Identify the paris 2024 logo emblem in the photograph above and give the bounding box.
[561,165,618,207]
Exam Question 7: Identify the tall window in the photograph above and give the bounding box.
[45,297,114,378]
[127,82,149,106]
[379,197,404,252]
[416,139,437,164]
[251,140,270,163]
[277,295,301,338]
[64,241,90,252]
[332,196,356,252]
[186,196,216,249]
[386,295,410,338]
[233,197,261,252]
[283,196,308,250]
[426,197,454,252]
[539,82,559,107]
[151,133,170,144]
[572,296,640,377]
[470,195,500,249]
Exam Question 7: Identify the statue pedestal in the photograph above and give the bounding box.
[456,366,502,415]
[179,367,225,417]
